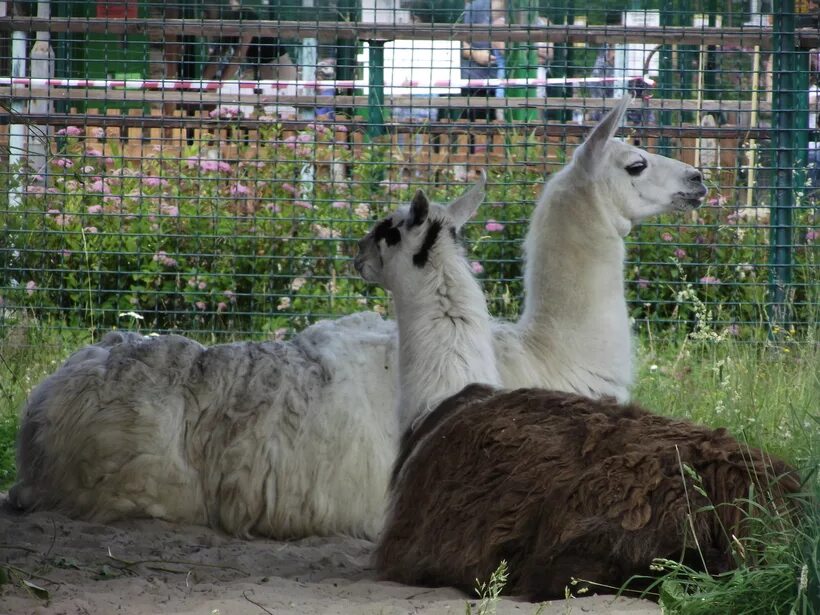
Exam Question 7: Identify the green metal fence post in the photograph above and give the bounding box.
[769,3,797,329]
[656,1,676,155]
[367,40,386,138]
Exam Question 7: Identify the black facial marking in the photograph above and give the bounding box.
[409,190,429,227]
[449,226,457,242]
[373,218,402,246]
[412,220,442,268]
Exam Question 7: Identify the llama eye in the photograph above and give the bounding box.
[625,160,647,176]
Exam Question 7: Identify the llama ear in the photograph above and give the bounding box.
[574,95,632,175]
[448,170,486,229]
[409,190,430,227]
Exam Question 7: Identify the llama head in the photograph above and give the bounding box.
[572,95,707,228]
[354,174,486,290]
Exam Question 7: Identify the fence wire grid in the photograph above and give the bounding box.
[0,0,817,342]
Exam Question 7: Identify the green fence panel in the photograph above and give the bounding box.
[0,1,817,342]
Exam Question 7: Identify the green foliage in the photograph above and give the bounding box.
[0,121,816,340]
[470,560,509,615]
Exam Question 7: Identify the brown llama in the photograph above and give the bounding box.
[375,386,801,600]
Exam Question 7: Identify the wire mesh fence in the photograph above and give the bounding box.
[0,1,817,342]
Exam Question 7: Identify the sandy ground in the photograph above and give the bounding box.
[1,495,660,615]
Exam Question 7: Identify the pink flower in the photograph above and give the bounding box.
[230,183,250,196]
[661,232,673,242]
[56,126,82,137]
[674,248,687,259]
[209,106,240,119]
[283,135,297,149]
[699,276,721,285]
[25,280,37,295]
[281,182,298,195]
[25,186,45,195]
[82,165,96,174]
[724,324,740,336]
[143,176,169,188]
[54,158,73,168]
[217,301,228,313]
[195,301,206,310]
[297,133,313,143]
[87,205,103,214]
[85,147,103,157]
[265,203,281,213]
[49,211,74,227]
[331,200,349,209]
[470,261,485,275]
[88,179,110,193]
[485,219,505,232]
[199,160,219,173]
[294,200,313,210]
[223,290,236,302]
[217,161,232,173]
[105,157,115,167]
[60,249,72,257]
[306,122,330,134]
[637,278,650,289]
[152,251,178,267]
[380,180,409,193]
[83,226,98,234]
[198,281,207,291]
[806,230,818,243]
[103,196,123,207]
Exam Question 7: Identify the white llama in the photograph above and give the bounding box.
[358,170,799,604]
[493,95,706,399]
[9,96,707,539]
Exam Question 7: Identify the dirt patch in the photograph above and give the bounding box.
[1,495,660,615]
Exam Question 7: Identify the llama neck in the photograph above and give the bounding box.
[392,254,501,433]
[517,179,631,356]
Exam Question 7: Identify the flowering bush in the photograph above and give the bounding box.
[1,123,816,339]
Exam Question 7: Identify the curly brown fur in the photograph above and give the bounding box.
[375,387,800,601]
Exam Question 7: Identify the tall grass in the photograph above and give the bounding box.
[0,323,91,489]
[632,333,818,614]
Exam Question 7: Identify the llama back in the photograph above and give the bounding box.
[11,311,399,539]
[376,388,800,599]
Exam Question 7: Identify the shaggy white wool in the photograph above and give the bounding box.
[12,312,397,539]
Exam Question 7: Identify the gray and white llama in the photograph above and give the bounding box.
[359,170,800,603]
[10,96,707,539]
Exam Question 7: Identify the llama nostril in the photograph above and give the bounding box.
[689,171,703,184]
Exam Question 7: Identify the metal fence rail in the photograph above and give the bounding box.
[1,1,817,342]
